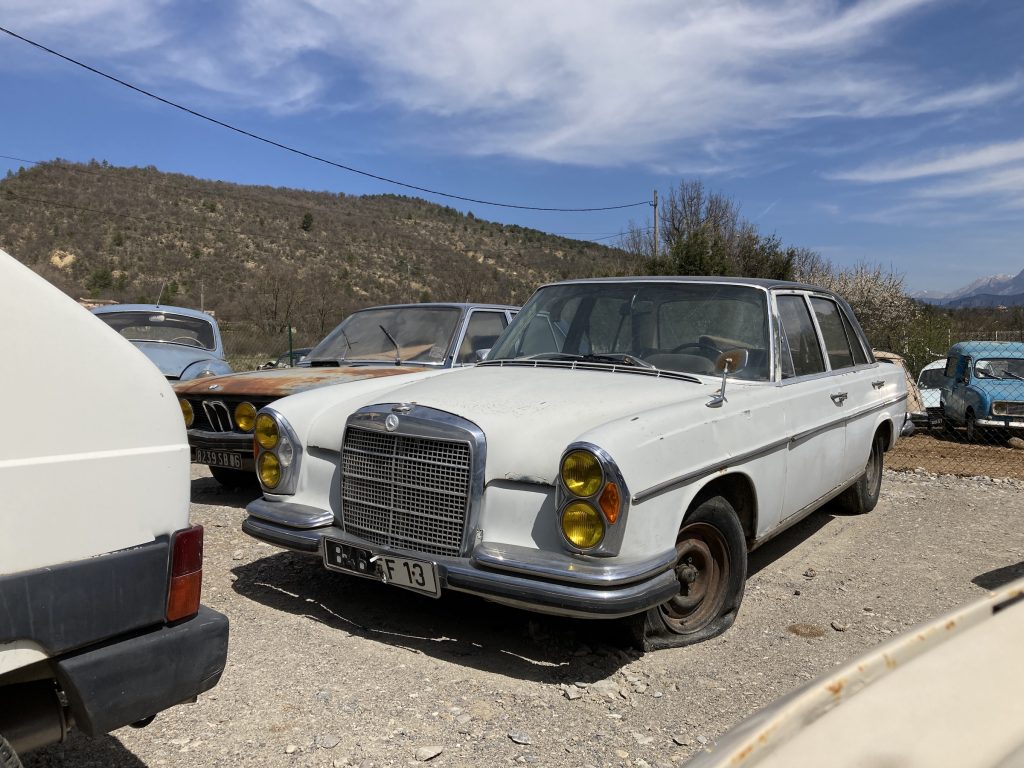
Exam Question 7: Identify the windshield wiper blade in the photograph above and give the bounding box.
[1000,369,1024,381]
[379,325,401,365]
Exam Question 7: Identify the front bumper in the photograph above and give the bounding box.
[243,501,679,620]
[55,605,229,737]
[976,416,1024,429]
[188,429,255,470]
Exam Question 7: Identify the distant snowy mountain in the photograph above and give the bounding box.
[914,269,1024,307]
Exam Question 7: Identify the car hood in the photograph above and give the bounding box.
[173,363,425,398]
[134,341,222,379]
[973,379,1024,401]
[330,365,718,486]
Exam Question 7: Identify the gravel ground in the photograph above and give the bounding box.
[27,465,1024,768]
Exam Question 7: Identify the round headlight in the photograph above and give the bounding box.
[255,413,279,449]
[257,451,281,488]
[179,399,194,427]
[561,501,605,549]
[234,402,257,433]
[561,450,603,497]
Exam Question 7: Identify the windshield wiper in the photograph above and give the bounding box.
[1000,369,1024,381]
[525,352,655,369]
[379,325,401,365]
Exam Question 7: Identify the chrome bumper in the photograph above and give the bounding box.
[976,417,1024,429]
[242,501,679,620]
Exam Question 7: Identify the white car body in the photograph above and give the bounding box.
[917,357,947,427]
[0,250,227,759]
[243,277,908,649]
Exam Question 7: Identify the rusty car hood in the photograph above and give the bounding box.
[172,364,421,398]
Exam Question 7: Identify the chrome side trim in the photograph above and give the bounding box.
[472,541,677,587]
[633,392,908,504]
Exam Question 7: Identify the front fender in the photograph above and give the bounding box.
[180,359,233,381]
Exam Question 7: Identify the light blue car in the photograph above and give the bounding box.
[940,340,1024,442]
[92,304,232,381]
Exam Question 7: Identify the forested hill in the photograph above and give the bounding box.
[0,160,629,341]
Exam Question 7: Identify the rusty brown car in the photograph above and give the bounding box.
[174,302,517,485]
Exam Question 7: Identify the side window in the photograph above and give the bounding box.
[960,357,972,384]
[456,311,508,364]
[943,356,957,378]
[777,295,826,378]
[810,297,855,370]
[838,307,869,365]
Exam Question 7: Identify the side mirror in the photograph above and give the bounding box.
[714,349,749,375]
[471,348,491,363]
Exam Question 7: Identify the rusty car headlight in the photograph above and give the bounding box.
[179,399,194,427]
[234,402,257,433]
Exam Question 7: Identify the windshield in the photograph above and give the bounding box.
[310,306,461,365]
[918,368,947,389]
[974,357,1024,380]
[96,311,216,350]
[487,281,771,381]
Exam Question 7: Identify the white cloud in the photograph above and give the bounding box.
[830,138,1024,182]
[2,0,1018,167]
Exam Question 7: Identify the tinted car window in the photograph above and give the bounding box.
[777,295,825,378]
[810,297,855,370]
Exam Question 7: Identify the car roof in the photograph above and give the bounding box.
[91,303,219,322]
[538,275,830,293]
[349,302,518,312]
[920,358,947,372]
[948,340,1024,356]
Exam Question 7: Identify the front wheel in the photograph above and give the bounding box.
[0,734,23,768]
[965,411,985,443]
[836,432,884,514]
[627,495,747,651]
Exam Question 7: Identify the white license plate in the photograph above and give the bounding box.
[323,540,440,598]
[194,448,242,469]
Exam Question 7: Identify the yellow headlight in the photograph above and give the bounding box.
[234,402,257,433]
[179,399,194,427]
[561,501,605,549]
[561,450,603,497]
[257,451,281,488]
[255,413,279,449]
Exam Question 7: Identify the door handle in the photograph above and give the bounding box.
[872,380,885,389]
[831,392,848,405]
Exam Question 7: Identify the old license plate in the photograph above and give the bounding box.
[193,448,242,469]
[323,540,440,598]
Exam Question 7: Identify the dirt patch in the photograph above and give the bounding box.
[889,430,1024,480]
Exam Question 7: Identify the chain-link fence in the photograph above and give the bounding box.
[888,337,1024,481]
[220,322,320,372]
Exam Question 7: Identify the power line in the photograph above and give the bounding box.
[0,26,651,214]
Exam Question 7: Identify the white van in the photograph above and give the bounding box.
[0,250,228,764]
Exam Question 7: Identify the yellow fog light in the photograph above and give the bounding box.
[561,450,603,497]
[255,413,279,449]
[234,402,257,432]
[257,451,281,489]
[179,399,194,427]
[561,502,605,549]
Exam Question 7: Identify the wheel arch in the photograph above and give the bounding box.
[686,472,758,549]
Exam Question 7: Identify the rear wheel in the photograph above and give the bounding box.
[0,734,23,768]
[627,495,747,651]
[209,465,259,488]
[836,432,884,514]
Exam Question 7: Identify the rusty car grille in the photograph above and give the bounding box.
[340,426,472,557]
[200,400,233,432]
[992,401,1024,417]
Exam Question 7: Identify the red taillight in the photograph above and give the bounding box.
[167,525,204,622]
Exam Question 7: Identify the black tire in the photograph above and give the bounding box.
[209,465,259,488]
[836,431,884,514]
[627,495,747,651]
[965,410,983,444]
[0,734,23,768]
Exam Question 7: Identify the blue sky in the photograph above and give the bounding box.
[2,0,1022,294]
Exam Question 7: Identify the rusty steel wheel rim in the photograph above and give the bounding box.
[659,521,730,634]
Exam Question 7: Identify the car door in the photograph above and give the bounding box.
[775,293,847,520]
[942,355,970,424]
[808,295,879,485]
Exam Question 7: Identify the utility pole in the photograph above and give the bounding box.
[652,190,659,261]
